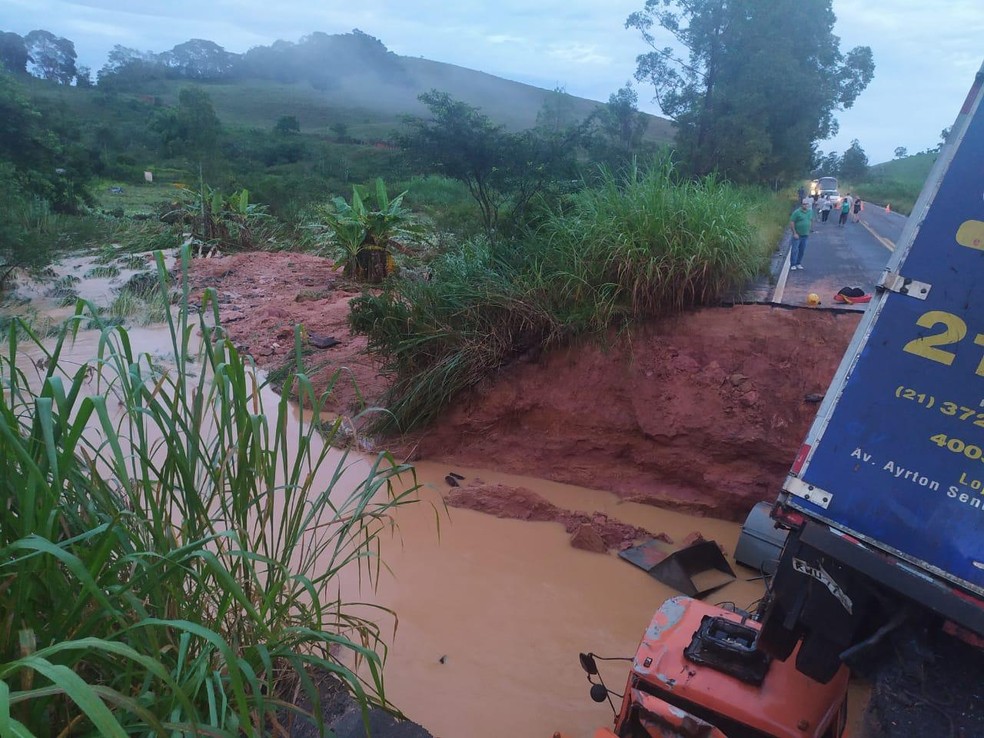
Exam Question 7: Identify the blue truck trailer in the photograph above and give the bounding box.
[758,63,984,683]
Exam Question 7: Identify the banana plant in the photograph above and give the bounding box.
[180,183,271,252]
[315,178,420,283]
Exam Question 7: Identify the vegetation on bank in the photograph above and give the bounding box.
[0,250,417,734]
[350,161,779,434]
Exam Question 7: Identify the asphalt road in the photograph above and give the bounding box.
[772,203,904,310]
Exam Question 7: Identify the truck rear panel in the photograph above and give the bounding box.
[782,67,984,598]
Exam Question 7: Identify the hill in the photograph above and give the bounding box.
[848,151,938,215]
[99,60,674,146]
[868,151,937,186]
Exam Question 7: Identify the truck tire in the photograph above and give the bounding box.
[795,632,843,684]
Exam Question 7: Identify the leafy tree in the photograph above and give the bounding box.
[75,65,92,87]
[0,31,29,74]
[155,87,222,164]
[536,86,579,132]
[97,45,165,89]
[162,39,237,79]
[24,29,77,84]
[274,115,300,136]
[940,126,952,149]
[839,139,868,180]
[400,90,579,240]
[0,70,91,280]
[627,0,874,183]
[594,83,650,152]
[330,122,350,142]
[894,146,907,159]
[813,150,841,177]
[314,178,418,282]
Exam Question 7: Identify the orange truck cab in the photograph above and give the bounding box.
[579,596,849,738]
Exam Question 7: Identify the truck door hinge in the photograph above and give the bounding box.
[785,478,833,510]
[878,272,931,300]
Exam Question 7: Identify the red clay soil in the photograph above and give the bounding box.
[404,307,861,521]
[188,251,861,522]
[445,482,671,552]
[187,252,388,417]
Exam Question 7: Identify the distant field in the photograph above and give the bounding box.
[847,152,938,215]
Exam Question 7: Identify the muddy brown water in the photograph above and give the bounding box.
[3,258,869,737]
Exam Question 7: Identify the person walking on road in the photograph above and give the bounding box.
[820,195,832,223]
[853,196,863,223]
[789,199,814,270]
[838,194,851,226]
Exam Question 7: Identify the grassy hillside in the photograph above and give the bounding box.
[30,56,674,146]
[869,151,938,183]
[848,151,938,215]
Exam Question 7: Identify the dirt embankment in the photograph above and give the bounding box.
[189,252,860,521]
[402,307,860,520]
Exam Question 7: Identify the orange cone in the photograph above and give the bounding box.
[885,203,891,213]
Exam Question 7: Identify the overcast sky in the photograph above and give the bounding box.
[3,0,982,163]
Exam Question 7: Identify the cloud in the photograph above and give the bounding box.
[486,34,525,45]
[546,43,612,66]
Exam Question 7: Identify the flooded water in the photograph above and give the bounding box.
[1,254,868,738]
[368,462,767,737]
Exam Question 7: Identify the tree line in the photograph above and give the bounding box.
[1,0,876,214]
[0,28,407,91]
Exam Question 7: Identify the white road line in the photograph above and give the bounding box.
[772,243,792,304]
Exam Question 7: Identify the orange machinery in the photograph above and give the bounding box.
[568,596,849,738]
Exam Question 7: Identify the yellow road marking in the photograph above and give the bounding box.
[860,219,895,252]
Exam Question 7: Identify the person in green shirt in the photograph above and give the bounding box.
[838,194,852,226]
[788,199,815,270]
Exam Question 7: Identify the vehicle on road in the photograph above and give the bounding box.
[758,62,984,683]
[814,176,838,197]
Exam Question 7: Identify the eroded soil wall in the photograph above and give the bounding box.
[401,305,861,521]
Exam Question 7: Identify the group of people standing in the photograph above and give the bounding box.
[788,190,864,270]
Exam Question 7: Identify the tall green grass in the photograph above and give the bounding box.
[351,159,775,434]
[0,247,417,735]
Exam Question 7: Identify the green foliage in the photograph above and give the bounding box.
[274,114,300,136]
[399,91,581,241]
[311,178,420,282]
[0,70,92,216]
[594,83,650,153]
[351,159,774,433]
[627,0,875,183]
[176,182,279,251]
[397,175,483,239]
[0,249,418,735]
[154,87,223,167]
[24,30,77,84]
[0,32,29,74]
[847,150,936,215]
[839,139,869,181]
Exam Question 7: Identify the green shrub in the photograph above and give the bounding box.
[351,159,775,434]
[0,248,418,735]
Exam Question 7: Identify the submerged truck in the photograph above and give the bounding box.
[570,61,984,738]
[757,60,984,683]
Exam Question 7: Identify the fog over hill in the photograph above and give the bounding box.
[85,29,674,141]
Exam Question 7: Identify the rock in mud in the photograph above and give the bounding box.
[309,333,341,349]
[285,670,433,738]
[570,524,607,553]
